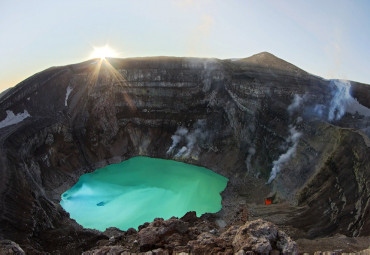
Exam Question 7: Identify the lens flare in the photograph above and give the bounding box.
[90,45,117,60]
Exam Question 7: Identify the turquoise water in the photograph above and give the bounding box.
[60,156,228,231]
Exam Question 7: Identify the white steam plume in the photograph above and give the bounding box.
[183,128,203,157]
[245,147,256,172]
[328,80,350,120]
[267,126,301,184]
[167,127,189,154]
[287,94,303,115]
[313,104,326,117]
[175,146,188,157]
[266,80,370,183]
[296,80,370,122]
[167,120,208,158]
[328,80,370,121]
[263,94,303,183]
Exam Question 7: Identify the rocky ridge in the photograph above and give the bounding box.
[81,211,297,255]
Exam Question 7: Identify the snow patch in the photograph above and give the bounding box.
[0,110,31,129]
[65,85,73,106]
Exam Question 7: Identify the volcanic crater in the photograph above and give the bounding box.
[0,52,369,254]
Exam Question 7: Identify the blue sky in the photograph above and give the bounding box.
[0,0,369,92]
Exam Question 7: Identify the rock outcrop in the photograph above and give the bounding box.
[232,219,297,254]
[81,212,297,255]
[0,53,369,253]
[0,240,25,255]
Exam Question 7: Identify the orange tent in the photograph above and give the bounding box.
[265,198,272,205]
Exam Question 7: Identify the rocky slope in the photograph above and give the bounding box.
[0,52,369,254]
[82,211,297,255]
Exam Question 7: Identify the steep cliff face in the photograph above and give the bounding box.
[0,53,369,253]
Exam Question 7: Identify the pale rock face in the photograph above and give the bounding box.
[232,219,297,254]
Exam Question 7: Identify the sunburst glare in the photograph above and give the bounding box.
[90,45,117,60]
[87,47,136,113]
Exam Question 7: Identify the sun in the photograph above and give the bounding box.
[90,45,117,60]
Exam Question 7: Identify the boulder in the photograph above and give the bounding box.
[232,219,297,254]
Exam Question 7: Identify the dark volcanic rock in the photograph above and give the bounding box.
[83,214,296,255]
[138,218,189,251]
[0,53,369,253]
